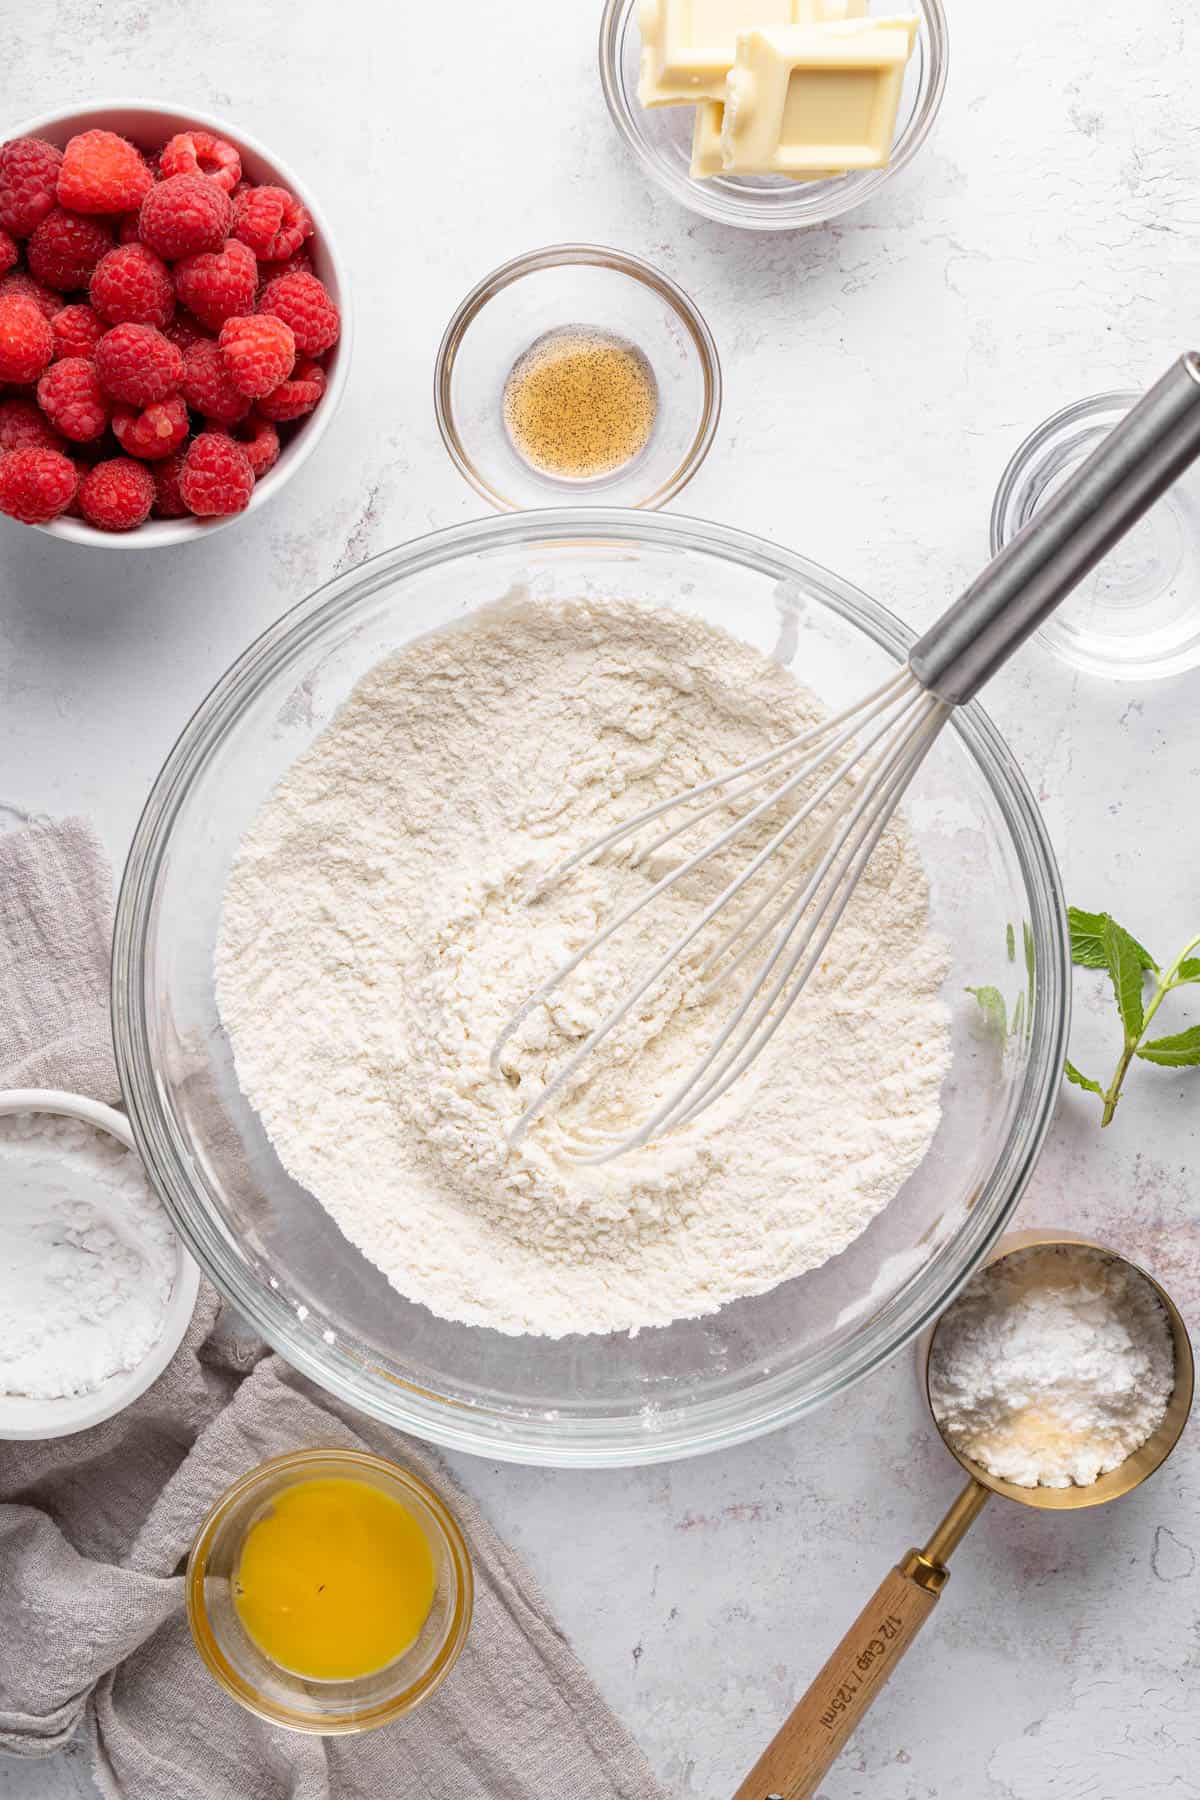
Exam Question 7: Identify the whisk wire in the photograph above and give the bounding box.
[562,697,946,1163]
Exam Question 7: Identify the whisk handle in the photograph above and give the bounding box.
[910,352,1200,704]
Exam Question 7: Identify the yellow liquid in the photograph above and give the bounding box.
[502,326,658,480]
[233,1477,435,1681]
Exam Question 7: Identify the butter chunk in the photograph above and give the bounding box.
[721,18,919,176]
[639,0,861,108]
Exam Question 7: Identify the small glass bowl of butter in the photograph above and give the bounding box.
[435,243,721,510]
[186,1448,473,1733]
[599,0,948,231]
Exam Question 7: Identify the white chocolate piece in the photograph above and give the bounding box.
[691,100,845,179]
[721,18,919,176]
[638,0,856,108]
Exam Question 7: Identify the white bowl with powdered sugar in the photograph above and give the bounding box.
[0,1090,199,1440]
[112,510,1070,1467]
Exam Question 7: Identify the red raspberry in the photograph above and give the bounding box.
[0,270,60,322]
[0,445,78,523]
[256,355,325,422]
[257,246,313,292]
[179,431,254,516]
[159,130,241,195]
[57,130,152,216]
[26,207,114,292]
[77,455,155,530]
[173,238,257,332]
[231,185,311,261]
[138,173,232,261]
[94,322,184,405]
[0,228,16,278]
[64,457,91,516]
[90,243,174,327]
[52,303,105,361]
[0,294,54,383]
[117,213,143,244]
[0,395,64,453]
[218,311,294,398]
[152,447,190,516]
[0,138,63,239]
[257,270,339,355]
[180,338,250,423]
[223,413,279,478]
[36,357,110,442]
[162,311,210,353]
[112,392,189,460]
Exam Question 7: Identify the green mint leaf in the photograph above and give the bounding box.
[966,985,1007,1039]
[1023,920,1036,984]
[1069,907,1156,973]
[1010,991,1027,1042]
[1065,1059,1104,1097]
[1101,915,1149,1043]
[1135,1025,1200,1068]
[1006,923,1016,963]
[1173,958,1200,986]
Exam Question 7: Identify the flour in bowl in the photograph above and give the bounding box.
[216,597,951,1336]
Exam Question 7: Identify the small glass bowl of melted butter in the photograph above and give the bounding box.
[187,1448,473,1732]
[435,243,721,510]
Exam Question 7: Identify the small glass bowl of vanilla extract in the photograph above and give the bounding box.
[186,1448,472,1733]
[435,244,721,510]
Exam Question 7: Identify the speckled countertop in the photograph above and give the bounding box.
[2,2,1197,1795]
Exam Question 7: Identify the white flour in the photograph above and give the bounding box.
[216,596,951,1337]
[0,1113,177,1399]
[929,1243,1176,1488]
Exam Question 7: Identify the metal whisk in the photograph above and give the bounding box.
[492,354,1200,1162]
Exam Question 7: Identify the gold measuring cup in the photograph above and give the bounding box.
[732,1229,1194,1800]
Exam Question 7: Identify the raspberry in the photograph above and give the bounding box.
[112,392,189,460]
[163,311,210,352]
[152,447,190,517]
[180,338,250,423]
[0,228,16,278]
[57,130,152,216]
[94,322,184,405]
[232,185,311,262]
[178,431,254,516]
[0,446,78,523]
[0,138,63,239]
[173,238,257,332]
[77,456,155,530]
[224,412,279,478]
[218,311,294,398]
[255,355,325,422]
[0,395,64,453]
[26,207,114,292]
[0,270,60,322]
[90,243,174,327]
[0,294,54,383]
[117,212,143,244]
[52,303,105,361]
[64,457,90,516]
[138,173,232,260]
[159,130,241,195]
[36,357,110,442]
[257,270,339,355]
[257,245,313,291]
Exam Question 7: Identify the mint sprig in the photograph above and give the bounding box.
[1066,908,1200,1124]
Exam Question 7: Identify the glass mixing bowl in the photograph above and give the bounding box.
[113,511,1068,1467]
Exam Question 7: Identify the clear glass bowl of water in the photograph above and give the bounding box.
[991,391,1200,683]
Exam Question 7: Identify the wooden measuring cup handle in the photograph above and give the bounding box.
[731,1480,990,1800]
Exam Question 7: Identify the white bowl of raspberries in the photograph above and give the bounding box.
[0,101,349,543]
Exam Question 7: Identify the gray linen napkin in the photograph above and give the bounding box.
[0,816,666,1800]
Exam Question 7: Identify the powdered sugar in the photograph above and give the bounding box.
[216,596,951,1337]
[929,1242,1176,1488]
[0,1112,178,1400]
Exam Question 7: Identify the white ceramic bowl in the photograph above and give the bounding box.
[0,1087,200,1439]
[5,100,352,548]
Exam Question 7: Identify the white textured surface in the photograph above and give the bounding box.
[1,1,1197,1794]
